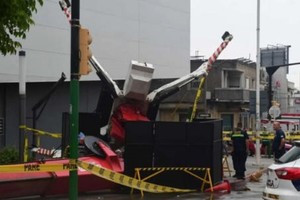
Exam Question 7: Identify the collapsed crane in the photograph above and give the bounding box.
[59,0,233,149]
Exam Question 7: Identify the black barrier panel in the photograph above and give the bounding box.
[123,145,153,177]
[154,144,187,167]
[186,123,213,145]
[155,122,186,145]
[123,120,223,188]
[186,119,223,145]
[124,122,154,177]
[185,119,223,184]
[212,141,223,183]
[186,145,213,167]
[186,142,223,184]
[212,119,223,141]
[124,121,154,145]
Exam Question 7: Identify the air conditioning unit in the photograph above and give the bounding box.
[206,91,211,100]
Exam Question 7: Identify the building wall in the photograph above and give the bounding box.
[151,59,259,130]
[190,59,258,131]
[2,81,104,149]
[0,0,190,83]
[273,68,289,113]
[0,1,191,149]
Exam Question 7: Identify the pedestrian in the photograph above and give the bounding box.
[272,121,286,160]
[231,126,249,180]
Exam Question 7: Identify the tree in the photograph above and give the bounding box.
[0,0,43,55]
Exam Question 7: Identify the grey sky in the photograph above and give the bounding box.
[191,0,300,89]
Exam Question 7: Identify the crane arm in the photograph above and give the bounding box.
[147,31,233,104]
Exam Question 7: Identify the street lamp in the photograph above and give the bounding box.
[255,0,261,165]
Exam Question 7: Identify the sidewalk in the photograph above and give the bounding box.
[225,154,274,176]
[223,155,274,191]
[245,155,274,173]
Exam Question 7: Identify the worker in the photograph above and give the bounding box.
[272,121,286,161]
[231,126,249,180]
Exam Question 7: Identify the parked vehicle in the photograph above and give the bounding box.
[263,141,300,200]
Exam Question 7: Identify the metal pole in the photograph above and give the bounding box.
[255,0,261,165]
[69,0,80,199]
[19,50,26,162]
[31,72,66,159]
[268,76,272,110]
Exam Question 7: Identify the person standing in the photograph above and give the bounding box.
[272,121,286,160]
[231,127,249,180]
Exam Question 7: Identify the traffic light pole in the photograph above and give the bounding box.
[70,0,79,199]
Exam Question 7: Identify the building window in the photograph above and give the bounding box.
[252,79,255,89]
[240,112,249,129]
[221,114,233,131]
[245,78,249,89]
[223,70,243,88]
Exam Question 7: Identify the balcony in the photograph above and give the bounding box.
[214,88,252,102]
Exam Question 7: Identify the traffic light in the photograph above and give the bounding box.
[79,27,92,75]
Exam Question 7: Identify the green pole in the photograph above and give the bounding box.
[69,80,79,199]
[69,0,80,199]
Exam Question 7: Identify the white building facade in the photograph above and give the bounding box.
[0,0,191,148]
[0,0,190,83]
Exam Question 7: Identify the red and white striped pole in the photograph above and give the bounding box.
[207,32,233,71]
[59,0,71,23]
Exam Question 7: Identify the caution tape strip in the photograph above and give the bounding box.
[77,160,195,193]
[0,160,196,194]
[137,167,207,171]
[223,135,300,141]
[19,125,62,138]
[0,162,77,173]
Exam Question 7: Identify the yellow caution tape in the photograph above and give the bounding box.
[24,134,29,162]
[19,125,62,138]
[137,167,207,171]
[0,162,77,173]
[223,135,300,141]
[0,160,196,194]
[77,160,195,193]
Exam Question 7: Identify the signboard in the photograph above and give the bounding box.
[294,98,300,104]
[269,106,281,119]
[197,113,211,118]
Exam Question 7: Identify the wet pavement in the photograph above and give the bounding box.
[10,156,273,200]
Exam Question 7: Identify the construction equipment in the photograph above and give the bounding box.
[59,0,233,148]
[189,32,233,122]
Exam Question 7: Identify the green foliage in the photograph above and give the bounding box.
[0,0,44,55]
[0,146,19,164]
